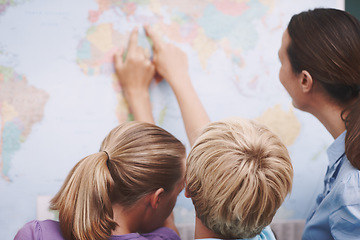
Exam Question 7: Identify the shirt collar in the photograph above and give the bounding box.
[327,130,346,167]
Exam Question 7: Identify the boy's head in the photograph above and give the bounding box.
[185,118,293,239]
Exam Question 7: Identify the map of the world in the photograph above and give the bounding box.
[0,0,342,239]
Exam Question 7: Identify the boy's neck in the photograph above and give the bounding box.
[194,217,224,239]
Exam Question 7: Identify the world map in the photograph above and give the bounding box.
[0,66,49,181]
[0,0,341,239]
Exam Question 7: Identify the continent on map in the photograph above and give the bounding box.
[256,104,301,146]
[76,23,131,122]
[88,0,153,23]
[87,0,273,69]
[0,66,49,181]
[81,0,276,123]
[77,23,125,76]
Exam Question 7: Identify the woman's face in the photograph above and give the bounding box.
[278,29,304,110]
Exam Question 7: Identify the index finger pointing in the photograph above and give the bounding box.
[144,25,162,50]
[127,28,139,53]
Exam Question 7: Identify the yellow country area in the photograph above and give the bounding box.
[149,0,162,14]
[256,104,301,146]
[1,101,18,122]
[78,62,89,75]
[258,0,275,13]
[259,0,275,6]
[156,22,183,42]
[96,0,112,13]
[192,28,217,69]
[78,62,102,75]
[87,24,114,53]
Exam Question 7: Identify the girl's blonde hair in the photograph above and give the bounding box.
[50,121,185,240]
[186,118,293,239]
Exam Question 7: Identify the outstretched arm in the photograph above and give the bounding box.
[114,29,179,235]
[145,26,210,146]
[114,28,155,123]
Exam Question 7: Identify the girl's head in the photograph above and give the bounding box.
[50,121,186,240]
[279,8,360,169]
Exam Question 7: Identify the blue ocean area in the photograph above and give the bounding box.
[197,0,268,50]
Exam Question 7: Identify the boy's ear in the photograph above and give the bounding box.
[300,70,313,93]
[150,188,164,209]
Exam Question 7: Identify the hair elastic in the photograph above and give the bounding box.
[103,151,110,160]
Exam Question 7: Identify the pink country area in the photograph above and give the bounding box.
[92,46,120,75]
[83,43,119,67]
[158,22,199,43]
[88,0,112,23]
[88,10,101,23]
[99,46,119,65]
[121,2,137,16]
[213,0,249,16]
[0,5,7,14]
[80,46,119,75]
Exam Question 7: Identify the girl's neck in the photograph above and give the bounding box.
[111,203,145,235]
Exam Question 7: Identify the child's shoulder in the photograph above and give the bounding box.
[257,226,276,240]
[110,227,180,240]
[14,220,63,240]
[194,226,276,240]
[140,227,181,240]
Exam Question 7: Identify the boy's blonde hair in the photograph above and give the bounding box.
[186,118,293,239]
[50,121,185,240]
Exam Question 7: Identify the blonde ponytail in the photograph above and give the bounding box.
[50,121,185,239]
[50,152,116,240]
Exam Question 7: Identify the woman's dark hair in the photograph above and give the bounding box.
[287,8,360,169]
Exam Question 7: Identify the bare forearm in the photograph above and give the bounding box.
[170,75,210,146]
[144,26,210,144]
[124,89,155,124]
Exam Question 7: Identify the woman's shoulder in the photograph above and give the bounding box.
[338,156,360,186]
[329,158,360,238]
[332,156,360,206]
[14,220,64,240]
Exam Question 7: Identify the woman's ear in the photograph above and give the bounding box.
[149,188,164,209]
[300,70,313,93]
